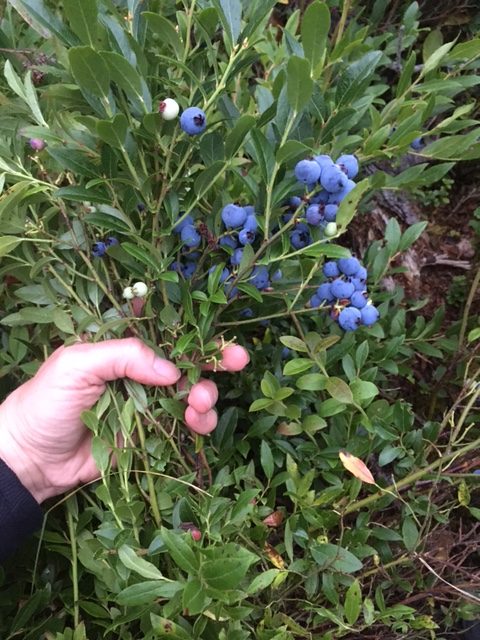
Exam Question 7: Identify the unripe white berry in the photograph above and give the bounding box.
[159,98,180,121]
[132,281,148,298]
[324,222,338,237]
[122,286,134,300]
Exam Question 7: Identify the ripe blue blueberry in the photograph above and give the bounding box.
[230,248,244,266]
[173,214,194,233]
[320,164,348,193]
[294,159,321,185]
[239,228,255,245]
[219,235,238,249]
[338,257,361,276]
[331,278,355,299]
[306,203,324,226]
[244,205,256,215]
[310,190,330,205]
[243,214,258,232]
[349,277,366,291]
[338,307,361,331]
[328,179,356,205]
[250,266,270,290]
[241,307,254,318]
[289,196,303,209]
[361,304,380,326]
[324,204,338,222]
[356,266,367,282]
[323,261,340,279]
[336,154,359,179]
[281,347,291,359]
[272,269,282,281]
[317,282,335,303]
[313,154,334,172]
[180,224,201,248]
[105,237,118,247]
[92,241,107,258]
[309,293,321,307]
[221,203,247,229]
[350,291,368,309]
[180,107,207,135]
[290,228,311,249]
[410,137,424,150]
[182,261,196,278]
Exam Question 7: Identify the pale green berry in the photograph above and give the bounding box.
[122,286,134,300]
[132,281,149,297]
[324,222,338,237]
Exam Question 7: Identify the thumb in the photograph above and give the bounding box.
[44,338,181,387]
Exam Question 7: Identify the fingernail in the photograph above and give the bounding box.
[153,357,181,384]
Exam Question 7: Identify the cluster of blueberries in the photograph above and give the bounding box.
[286,153,359,249]
[310,257,380,331]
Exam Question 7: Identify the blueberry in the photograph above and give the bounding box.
[208,266,230,283]
[310,190,330,205]
[173,214,194,233]
[180,107,207,135]
[350,291,368,309]
[137,202,146,212]
[289,196,303,209]
[221,203,247,229]
[219,235,238,249]
[309,293,321,307]
[320,165,348,193]
[328,179,356,205]
[243,214,258,232]
[241,307,254,318]
[316,282,335,303]
[272,269,282,281]
[92,241,107,258]
[244,205,256,215]
[331,278,355,299]
[239,228,255,245]
[230,248,244,266]
[104,236,118,247]
[294,159,321,185]
[338,257,361,276]
[324,204,338,222]
[281,347,291,359]
[290,228,311,249]
[323,261,340,279]
[313,154,334,172]
[250,265,270,290]
[361,305,380,326]
[410,137,424,151]
[338,307,361,331]
[336,154,359,179]
[350,277,365,291]
[180,224,201,248]
[282,211,294,224]
[306,203,324,226]
[182,261,196,278]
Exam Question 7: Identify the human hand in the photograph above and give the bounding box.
[0,338,249,503]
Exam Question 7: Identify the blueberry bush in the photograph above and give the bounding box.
[0,0,480,638]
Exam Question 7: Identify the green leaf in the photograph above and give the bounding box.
[225,115,256,157]
[296,374,327,391]
[211,0,243,48]
[116,581,182,606]
[350,380,379,403]
[101,51,148,108]
[250,129,275,183]
[160,528,199,574]
[287,56,313,113]
[52,309,75,335]
[0,236,22,258]
[143,13,183,58]
[121,242,161,273]
[344,579,362,624]
[279,336,308,353]
[261,440,274,480]
[402,517,419,552]
[201,554,255,591]
[326,377,354,404]
[97,113,128,149]
[55,186,110,204]
[23,71,48,126]
[301,1,330,77]
[247,569,281,594]
[68,46,110,98]
[420,40,455,75]
[150,613,191,639]
[194,161,227,199]
[182,577,209,615]
[47,147,97,177]
[276,140,310,165]
[91,435,110,472]
[335,179,369,229]
[118,545,165,581]
[63,0,97,46]
[398,221,428,251]
[9,0,76,43]
[311,543,363,573]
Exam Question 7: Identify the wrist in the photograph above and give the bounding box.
[0,398,50,503]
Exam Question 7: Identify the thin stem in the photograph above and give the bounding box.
[67,504,79,628]
[134,412,162,527]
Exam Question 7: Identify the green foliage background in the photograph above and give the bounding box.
[0,0,479,638]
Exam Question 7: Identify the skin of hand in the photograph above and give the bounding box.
[0,338,249,503]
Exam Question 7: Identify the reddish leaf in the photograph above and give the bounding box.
[339,450,375,485]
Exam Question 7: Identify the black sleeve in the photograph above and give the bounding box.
[0,458,43,563]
